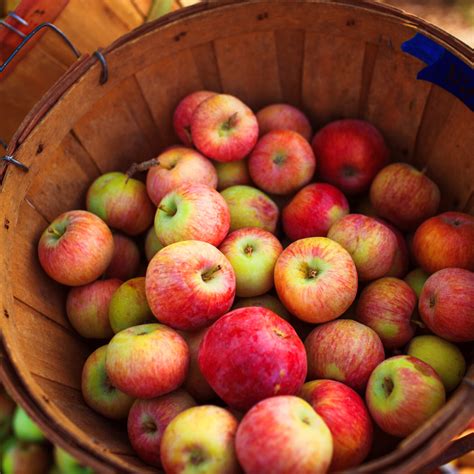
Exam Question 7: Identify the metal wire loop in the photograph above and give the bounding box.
[94,50,108,85]
[2,155,29,172]
[0,11,29,38]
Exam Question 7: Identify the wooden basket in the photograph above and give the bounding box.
[1,1,473,472]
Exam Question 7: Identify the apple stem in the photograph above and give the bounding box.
[223,112,239,130]
[420,166,428,175]
[158,205,175,216]
[125,158,160,181]
[202,265,222,282]
[48,227,62,238]
[411,319,426,329]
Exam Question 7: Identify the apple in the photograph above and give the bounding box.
[38,210,114,286]
[104,233,140,281]
[236,396,333,474]
[146,147,218,206]
[214,159,251,191]
[12,407,44,443]
[299,380,373,470]
[161,405,239,474]
[198,307,307,410]
[407,335,466,392]
[412,211,474,272]
[219,227,283,297]
[86,171,154,236]
[144,226,164,261]
[232,294,291,320]
[376,219,410,279]
[256,103,312,141]
[248,130,316,195]
[404,268,430,298]
[66,278,121,339]
[106,324,189,399]
[54,446,94,474]
[370,163,440,231]
[305,319,385,391]
[191,93,258,162]
[356,277,417,349]
[419,268,474,342]
[366,355,445,437]
[327,214,397,281]
[221,185,279,234]
[173,91,216,146]
[108,277,153,333]
[312,119,389,195]
[155,184,230,247]
[2,440,50,474]
[0,387,15,440]
[127,390,196,467]
[274,237,358,323]
[146,240,235,330]
[282,183,349,240]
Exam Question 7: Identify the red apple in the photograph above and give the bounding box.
[236,396,333,474]
[376,219,410,278]
[370,163,440,230]
[146,240,235,330]
[356,277,417,349]
[366,355,445,437]
[173,90,216,146]
[248,130,316,195]
[305,319,385,391]
[106,324,189,399]
[146,147,218,206]
[38,210,114,286]
[214,159,251,191]
[66,278,122,339]
[327,214,397,281]
[300,380,373,470]
[256,103,312,141]
[198,307,307,410]
[312,119,389,195]
[274,237,358,323]
[155,184,230,247]
[104,233,140,281]
[191,94,259,162]
[419,268,474,342]
[282,183,349,240]
[412,212,474,272]
[127,390,196,467]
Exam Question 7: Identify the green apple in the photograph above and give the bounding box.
[404,268,430,298]
[407,335,466,392]
[2,440,50,474]
[145,226,164,261]
[12,408,44,443]
[54,445,94,474]
[219,227,283,297]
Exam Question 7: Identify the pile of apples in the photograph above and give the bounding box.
[37,91,473,473]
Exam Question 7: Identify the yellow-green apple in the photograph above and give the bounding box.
[146,240,235,330]
[236,396,333,474]
[127,390,196,467]
[2,440,50,474]
[86,171,154,235]
[219,227,283,297]
[104,233,140,281]
[0,387,15,440]
[248,130,316,195]
[299,380,373,470]
[404,268,430,298]
[356,277,417,349]
[66,279,121,339]
[108,277,153,333]
[327,214,397,281]
[305,320,384,391]
[413,212,474,272]
[221,185,279,233]
[419,268,474,342]
[81,345,134,419]
[407,335,466,392]
[198,307,307,410]
[54,446,94,474]
[106,324,189,399]
[191,93,258,162]
[144,226,164,261]
[256,103,312,141]
[38,210,114,286]
[274,237,358,323]
[155,184,230,246]
[173,91,216,146]
[282,183,349,240]
[312,119,389,195]
[214,159,251,191]
[370,163,440,231]
[161,405,240,474]
[365,355,445,437]
[376,219,409,278]
[146,147,218,206]
[12,408,44,443]
[179,329,216,402]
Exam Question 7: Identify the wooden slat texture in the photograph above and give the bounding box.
[191,42,223,92]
